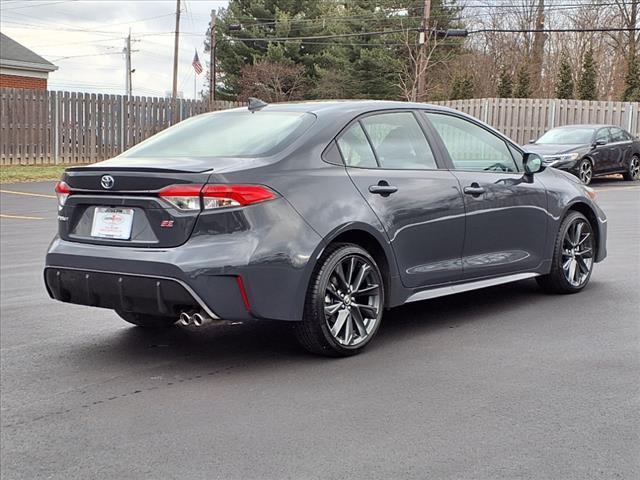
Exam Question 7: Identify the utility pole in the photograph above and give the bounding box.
[172,0,181,100]
[531,0,545,96]
[209,9,217,107]
[125,28,132,97]
[416,0,431,102]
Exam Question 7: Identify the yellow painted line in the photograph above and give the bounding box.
[0,213,44,220]
[0,189,56,199]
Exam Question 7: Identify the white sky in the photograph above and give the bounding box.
[1,0,229,99]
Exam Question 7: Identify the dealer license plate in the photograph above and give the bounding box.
[90,207,134,240]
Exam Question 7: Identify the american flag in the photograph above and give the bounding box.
[192,50,203,75]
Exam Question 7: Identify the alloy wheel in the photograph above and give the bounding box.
[323,255,382,347]
[561,219,594,287]
[630,156,640,180]
[579,161,592,184]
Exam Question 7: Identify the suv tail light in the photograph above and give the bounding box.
[159,184,276,211]
[55,181,71,206]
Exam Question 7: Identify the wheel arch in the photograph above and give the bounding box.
[294,223,399,318]
[564,200,600,255]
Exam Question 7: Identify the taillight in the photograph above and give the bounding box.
[202,185,276,209]
[158,184,204,211]
[158,184,276,211]
[55,181,71,206]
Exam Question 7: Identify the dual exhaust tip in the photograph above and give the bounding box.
[178,311,211,327]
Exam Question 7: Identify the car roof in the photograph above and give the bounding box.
[552,124,617,129]
[223,99,458,116]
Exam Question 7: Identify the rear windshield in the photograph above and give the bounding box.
[536,128,594,144]
[120,110,315,158]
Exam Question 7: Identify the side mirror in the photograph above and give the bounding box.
[528,138,536,144]
[594,140,607,146]
[523,152,544,175]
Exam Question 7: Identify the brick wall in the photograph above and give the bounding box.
[0,74,47,90]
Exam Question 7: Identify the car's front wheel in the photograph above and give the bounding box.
[536,211,595,294]
[116,310,177,329]
[295,243,384,357]
[622,154,640,181]
[577,158,593,185]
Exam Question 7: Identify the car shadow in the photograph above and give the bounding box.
[63,278,556,371]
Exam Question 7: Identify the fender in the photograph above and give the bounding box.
[292,222,402,319]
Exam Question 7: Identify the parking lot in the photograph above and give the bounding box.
[1,179,638,479]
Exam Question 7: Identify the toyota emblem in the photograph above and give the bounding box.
[100,175,115,189]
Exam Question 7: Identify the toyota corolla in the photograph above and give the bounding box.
[45,100,607,356]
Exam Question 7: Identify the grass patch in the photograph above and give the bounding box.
[0,165,75,183]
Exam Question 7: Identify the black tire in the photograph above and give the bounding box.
[536,211,595,294]
[116,310,177,329]
[294,243,385,357]
[622,154,640,181]
[576,158,593,185]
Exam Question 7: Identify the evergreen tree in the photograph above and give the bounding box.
[555,57,574,99]
[577,47,598,101]
[513,65,531,98]
[450,73,474,100]
[205,0,464,101]
[622,54,640,101]
[497,66,513,98]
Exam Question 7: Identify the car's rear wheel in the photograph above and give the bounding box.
[536,211,595,294]
[622,155,640,181]
[577,159,593,185]
[116,310,177,329]
[295,243,384,357]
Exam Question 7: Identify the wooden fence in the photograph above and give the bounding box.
[0,88,241,165]
[433,98,640,145]
[2,89,639,165]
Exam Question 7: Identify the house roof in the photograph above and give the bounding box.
[0,33,57,73]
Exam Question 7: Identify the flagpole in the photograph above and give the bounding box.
[194,72,197,100]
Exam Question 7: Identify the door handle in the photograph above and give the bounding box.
[463,183,485,196]
[369,181,398,196]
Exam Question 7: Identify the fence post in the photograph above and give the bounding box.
[482,98,489,123]
[120,95,125,153]
[549,100,557,129]
[628,103,634,132]
[52,91,60,165]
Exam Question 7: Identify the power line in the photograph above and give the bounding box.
[468,27,640,34]
[1,0,79,11]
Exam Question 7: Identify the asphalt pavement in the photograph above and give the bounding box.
[1,178,639,480]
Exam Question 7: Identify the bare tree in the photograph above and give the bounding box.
[237,61,306,102]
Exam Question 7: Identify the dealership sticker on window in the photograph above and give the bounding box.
[91,207,134,240]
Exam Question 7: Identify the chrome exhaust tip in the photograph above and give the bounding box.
[178,311,192,326]
[192,312,206,327]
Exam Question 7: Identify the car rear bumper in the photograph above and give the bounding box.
[44,266,222,319]
[44,199,323,321]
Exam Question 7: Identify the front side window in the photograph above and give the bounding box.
[336,123,377,168]
[120,110,315,158]
[359,112,437,170]
[425,113,518,172]
[595,128,611,143]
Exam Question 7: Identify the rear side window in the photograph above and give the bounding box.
[360,112,437,169]
[425,113,517,172]
[610,127,628,142]
[337,123,378,168]
[120,110,315,158]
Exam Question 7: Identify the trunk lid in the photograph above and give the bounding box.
[60,161,215,248]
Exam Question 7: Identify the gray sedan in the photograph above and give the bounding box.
[45,100,608,356]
